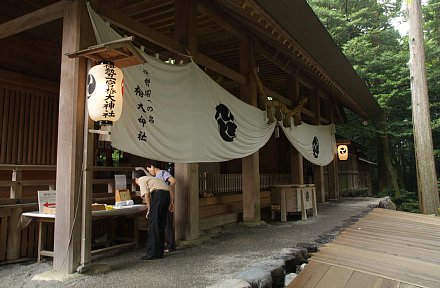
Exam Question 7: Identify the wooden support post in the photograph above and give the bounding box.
[311,89,325,202]
[280,189,287,222]
[300,188,307,221]
[314,167,325,202]
[311,186,318,217]
[327,155,339,200]
[7,169,22,261]
[240,36,260,222]
[172,0,199,241]
[327,101,339,200]
[54,0,93,273]
[288,76,304,184]
[174,163,199,240]
[79,61,94,273]
[174,0,197,60]
[37,221,44,262]
[291,149,304,185]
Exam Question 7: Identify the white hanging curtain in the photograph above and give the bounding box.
[87,5,276,163]
[280,119,336,166]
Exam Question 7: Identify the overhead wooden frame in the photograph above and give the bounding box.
[66,36,145,67]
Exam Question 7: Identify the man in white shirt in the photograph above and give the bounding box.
[134,169,170,260]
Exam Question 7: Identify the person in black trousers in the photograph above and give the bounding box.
[146,160,176,252]
[133,169,170,260]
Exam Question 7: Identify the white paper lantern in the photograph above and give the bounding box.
[87,62,124,123]
[337,144,349,161]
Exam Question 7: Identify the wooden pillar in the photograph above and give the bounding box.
[288,76,304,184]
[7,169,22,260]
[54,0,92,273]
[173,0,199,240]
[311,89,325,202]
[240,36,260,222]
[79,61,94,273]
[327,102,339,200]
[174,163,199,240]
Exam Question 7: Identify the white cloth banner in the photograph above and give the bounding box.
[280,119,336,166]
[88,6,276,163]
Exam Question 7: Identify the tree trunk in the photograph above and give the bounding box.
[407,0,439,215]
[381,134,400,197]
[377,136,389,194]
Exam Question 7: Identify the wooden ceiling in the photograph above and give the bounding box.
[0,0,383,120]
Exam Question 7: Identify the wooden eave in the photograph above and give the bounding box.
[66,36,146,68]
[0,0,381,123]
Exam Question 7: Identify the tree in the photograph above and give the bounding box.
[423,0,440,173]
[407,0,439,214]
[308,0,407,196]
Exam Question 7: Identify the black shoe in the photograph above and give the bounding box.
[165,248,176,253]
[141,255,158,260]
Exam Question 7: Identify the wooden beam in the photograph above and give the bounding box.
[89,0,247,84]
[198,54,246,85]
[198,0,245,39]
[263,86,292,106]
[0,69,59,96]
[90,0,182,55]
[0,1,64,40]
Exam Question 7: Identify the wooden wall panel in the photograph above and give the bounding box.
[6,90,15,163]
[0,86,58,165]
[0,89,5,163]
[1,89,10,163]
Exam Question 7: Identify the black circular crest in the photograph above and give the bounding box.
[312,136,320,158]
[87,74,96,98]
[215,104,237,142]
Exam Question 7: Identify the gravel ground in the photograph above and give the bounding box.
[0,197,380,288]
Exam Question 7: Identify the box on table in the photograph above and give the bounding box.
[92,203,106,211]
[42,206,56,214]
[115,189,132,203]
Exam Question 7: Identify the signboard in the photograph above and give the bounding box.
[38,190,56,213]
[114,174,127,191]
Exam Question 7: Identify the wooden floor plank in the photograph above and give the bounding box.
[334,235,440,265]
[373,278,399,288]
[315,266,353,288]
[313,244,440,287]
[292,208,440,288]
[343,271,379,288]
[288,261,331,288]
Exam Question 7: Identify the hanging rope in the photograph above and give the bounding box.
[251,67,308,126]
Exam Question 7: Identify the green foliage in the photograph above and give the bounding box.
[308,0,440,192]
[112,150,123,166]
[376,187,420,213]
[393,190,420,213]
[375,186,394,198]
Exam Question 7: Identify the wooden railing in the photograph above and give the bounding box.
[199,172,291,197]
[1,166,293,263]
[0,164,137,263]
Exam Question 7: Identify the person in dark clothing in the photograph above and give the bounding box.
[133,169,170,260]
[146,160,176,252]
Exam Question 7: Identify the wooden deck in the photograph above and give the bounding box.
[289,208,440,288]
